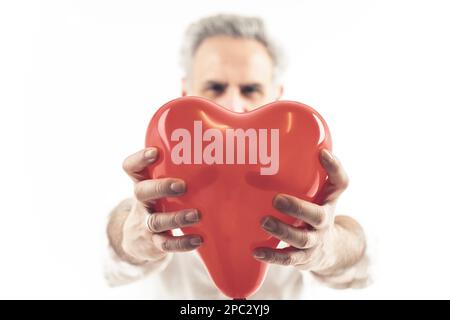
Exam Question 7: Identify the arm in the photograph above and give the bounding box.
[104,198,172,287]
[310,215,370,289]
[107,198,150,266]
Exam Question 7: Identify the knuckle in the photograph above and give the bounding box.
[173,238,186,251]
[263,251,275,263]
[154,180,169,197]
[267,251,293,265]
[280,253,294,266]
[173,211,186,227]
[122,157,131,173]
[163,237,187,252]
[166,213,177,230]
[161,240,170,252]
[290,198,302,216]
[314,207,327,228]
[159,237,175,252]
[298,231,310,248]
[280,225,293,242]
[133,182,145,199]
[147,214,161,233]
[341,175,350,190]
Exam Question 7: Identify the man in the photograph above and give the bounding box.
[105,14,369,299]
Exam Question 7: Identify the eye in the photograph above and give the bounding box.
[207,83,226,95]
[241,85,261,97]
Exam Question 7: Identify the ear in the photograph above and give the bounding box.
[275,85,284,100]
[181,78,188,97]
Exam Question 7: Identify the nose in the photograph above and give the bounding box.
[216,89,248,113]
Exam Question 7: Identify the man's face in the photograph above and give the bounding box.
[183,36,283,112]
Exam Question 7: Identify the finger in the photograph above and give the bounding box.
[253,247,314,266]
[260,216,319,249]
[273,194,331,229]
[152,233,203,253]
[319,149,349,202]
[123,148,158,182]
[134,178,186,203]
[146,209,200,233]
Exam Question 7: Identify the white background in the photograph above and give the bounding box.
[1,0,449,299]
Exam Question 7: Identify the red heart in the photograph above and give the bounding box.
[145,96,331,299]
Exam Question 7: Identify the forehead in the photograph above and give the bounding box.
[191,36,274,83]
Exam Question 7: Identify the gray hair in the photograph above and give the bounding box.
[180,14,286,83]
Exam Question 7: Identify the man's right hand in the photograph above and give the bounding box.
[120,147,203,264]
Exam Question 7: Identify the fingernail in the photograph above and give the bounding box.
[190,237,202,246]
[321,149,334,165]
[253,251,266,259]
[170,181,185,194]
[262,217,277,232]
[273,195,290,211]
[144,148,157,161]
[185,210,199,223]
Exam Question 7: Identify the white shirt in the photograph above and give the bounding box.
[104,243,370,299]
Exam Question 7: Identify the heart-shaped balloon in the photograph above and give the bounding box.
[145,96,331,299]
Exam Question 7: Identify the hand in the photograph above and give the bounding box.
[253,149,352,273]
[120,147,203,264]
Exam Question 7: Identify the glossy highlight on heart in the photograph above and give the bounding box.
[145,96,332,299]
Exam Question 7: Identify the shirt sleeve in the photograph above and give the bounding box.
[309,231,375,290]
[310,253,372,289]
[103,243,173,287]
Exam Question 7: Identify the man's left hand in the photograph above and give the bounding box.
[253,149,354,274]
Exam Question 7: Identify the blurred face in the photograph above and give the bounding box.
[182,36,283,112]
